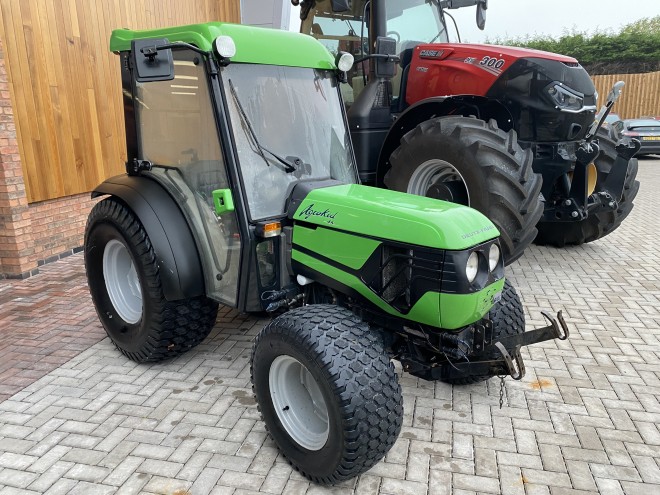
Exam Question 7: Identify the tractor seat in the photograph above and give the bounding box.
[391,46,416,113]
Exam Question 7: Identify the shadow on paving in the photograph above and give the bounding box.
[0,257,105,402]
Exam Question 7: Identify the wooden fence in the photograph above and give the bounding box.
[593,71,660,120]
[0,0,240,203]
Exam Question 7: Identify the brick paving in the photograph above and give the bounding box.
[0,158,659,494]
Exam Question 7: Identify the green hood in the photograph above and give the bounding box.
[290,184,503,330]
[292,184,499,249]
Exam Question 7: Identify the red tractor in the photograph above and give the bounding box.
[297,0,640,263]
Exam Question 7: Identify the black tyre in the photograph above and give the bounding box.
[251,305,403,484]
[84,198,218,363]
[384,116,543,265]
[443,280,525,385]
[534,130,640,246]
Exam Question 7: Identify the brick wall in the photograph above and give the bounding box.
[0,40,98,279]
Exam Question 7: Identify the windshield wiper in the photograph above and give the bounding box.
[227,79,299,173]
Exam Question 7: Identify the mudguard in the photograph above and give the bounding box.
[376,96,512,186]
[91,174,205,301]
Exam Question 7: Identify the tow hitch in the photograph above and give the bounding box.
[438,311,570,381]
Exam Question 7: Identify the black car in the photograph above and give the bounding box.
[612,119,660,156]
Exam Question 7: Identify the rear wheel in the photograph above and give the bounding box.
[442,280,525,385]
[384,116,543,265]
[251,305,403,484]
[534,130,640,246]
[85,198,218,362]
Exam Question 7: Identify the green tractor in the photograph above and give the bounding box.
[85,22,568,484]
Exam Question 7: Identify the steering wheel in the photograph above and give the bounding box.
[386,31,400,43]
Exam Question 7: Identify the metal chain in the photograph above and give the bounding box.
[498,375,507,409]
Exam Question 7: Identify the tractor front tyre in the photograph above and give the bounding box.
[534,130,640,246]
[251,305,403,484]
[384,116,543,265]
[442,280,525,386]
[84,198,218,363]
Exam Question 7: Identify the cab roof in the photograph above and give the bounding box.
[110,22,336,70]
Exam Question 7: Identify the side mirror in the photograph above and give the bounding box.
[331,0,352,12]
[375,36,397,78]
[131,39,174,82]
[476,0,488,30]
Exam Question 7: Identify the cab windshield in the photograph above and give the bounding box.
[304,0,448,55]
[385,0,448,51]
[222,64,358,220]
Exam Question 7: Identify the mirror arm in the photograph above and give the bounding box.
[354,54,400,65]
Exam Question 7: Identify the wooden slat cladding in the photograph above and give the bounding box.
[0,0,240,202]
[593,72,660,120]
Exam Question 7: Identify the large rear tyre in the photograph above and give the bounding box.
[384,116,543,265]
[442,280,525,386]
[85,199,218,363]
[251,305,403,484]
[534,130,640,246]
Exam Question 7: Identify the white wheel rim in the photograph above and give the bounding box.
[103,239,143,324]
[269,355,330,451]
[407,159,471,205]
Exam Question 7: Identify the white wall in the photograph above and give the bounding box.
[241,0,292,29]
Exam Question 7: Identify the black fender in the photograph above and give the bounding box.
[376,96,513,186]
[91,174,205,301]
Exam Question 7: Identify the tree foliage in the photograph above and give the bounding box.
[487,16,660,74]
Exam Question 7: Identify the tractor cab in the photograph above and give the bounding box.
[105,24,360,312]
[300,0,480,111]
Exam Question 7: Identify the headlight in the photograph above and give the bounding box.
[335,52,354,72]
[488,244,500,272]
[466,252,479,283]
[547,83,583,111]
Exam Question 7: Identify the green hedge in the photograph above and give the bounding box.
[487,16,660,71]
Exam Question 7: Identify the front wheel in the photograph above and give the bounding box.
[251,305,403,484]
[85,198,218,362]
[384,116,543,265]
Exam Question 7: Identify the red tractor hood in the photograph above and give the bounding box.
[405,42,583,104]
[433,43,579,64]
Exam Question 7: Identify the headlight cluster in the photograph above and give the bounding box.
[546,83,583,111]
[464,243,501,284]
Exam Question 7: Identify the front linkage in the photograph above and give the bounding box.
[540,82,641,226]
[396,310,569,383]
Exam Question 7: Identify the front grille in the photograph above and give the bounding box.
[362,244,444,313]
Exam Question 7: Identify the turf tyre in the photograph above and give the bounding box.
[251,305,403,484]
[84,198,218,363]
[534,129,640,246]
[384,116,543,265]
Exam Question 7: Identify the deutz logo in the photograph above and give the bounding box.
[299,204,337,222]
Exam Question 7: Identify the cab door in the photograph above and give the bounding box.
[130,46,242,306]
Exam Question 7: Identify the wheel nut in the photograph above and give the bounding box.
[571,211,579,218]
[564,199,572,206]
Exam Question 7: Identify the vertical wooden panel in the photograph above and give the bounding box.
[0,0,240,202]
[592,72,660,120]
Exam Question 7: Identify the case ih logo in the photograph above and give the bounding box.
[419,49,444,59]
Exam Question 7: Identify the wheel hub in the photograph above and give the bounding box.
[407,159,470,206]
[269,355,329,451]
[103,239,143,324]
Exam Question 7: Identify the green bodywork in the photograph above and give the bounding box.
[110,22,336,70]
[291,184,504,329]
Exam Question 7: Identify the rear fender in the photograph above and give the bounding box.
[376,96,513,186]
[91,174,205,301]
